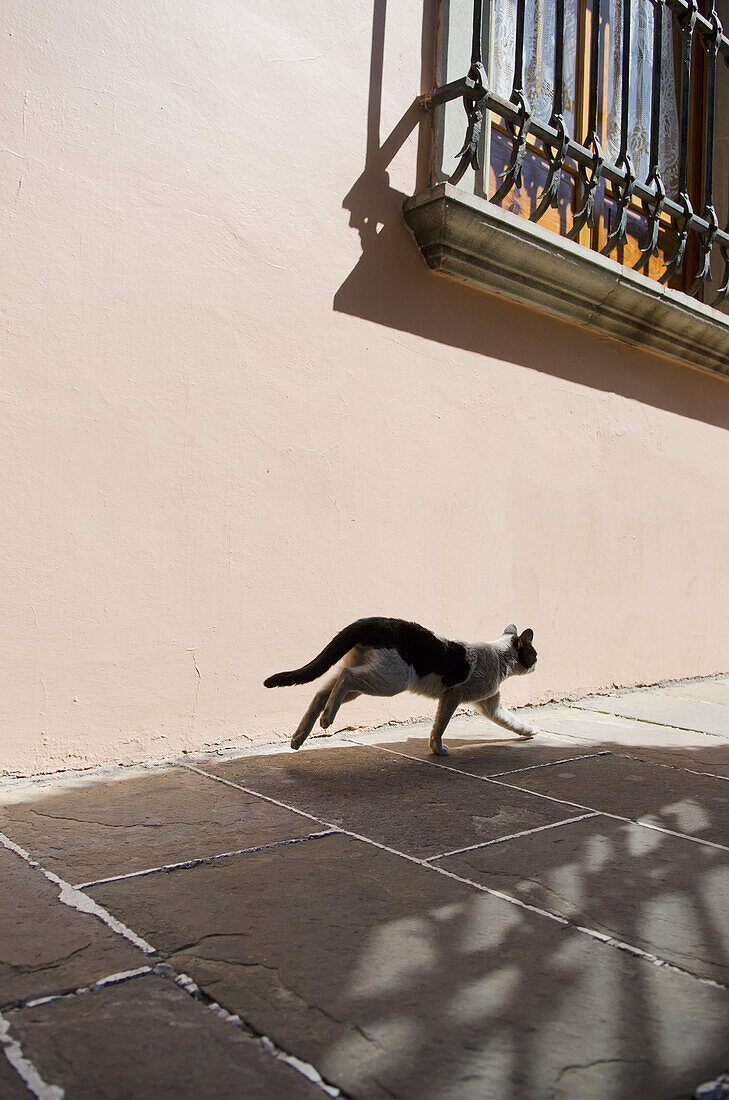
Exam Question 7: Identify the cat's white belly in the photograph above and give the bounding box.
[409,672,448,699]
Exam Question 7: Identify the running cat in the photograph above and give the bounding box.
[264,617,539,755]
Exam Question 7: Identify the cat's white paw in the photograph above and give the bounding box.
[518,727,539,739]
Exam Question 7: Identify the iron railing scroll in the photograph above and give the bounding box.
[421,0,729,303]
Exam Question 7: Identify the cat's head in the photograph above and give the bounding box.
[503,624,537,673]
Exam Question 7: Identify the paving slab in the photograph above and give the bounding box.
[350,722,598,774]
[496,753,729,846]
[203,743,576,859]
[5,974,323,1099]
[440,814,729,985]
[531,706,729,777]
[0,1051,33,1099]
[0,764,316,885]
[659,678,729,706]
[89,831,729,1100]
[571,691,729,738]
[0,846,144,1009]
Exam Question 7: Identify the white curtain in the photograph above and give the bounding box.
[491,0,679,195]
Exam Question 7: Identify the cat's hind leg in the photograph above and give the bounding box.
[474,693,539,738]
[320,651,411,730]
[292,683,361,750]
[291,677,337,749]
[319,666,368,730]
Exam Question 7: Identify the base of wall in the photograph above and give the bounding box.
[2,671,725,781]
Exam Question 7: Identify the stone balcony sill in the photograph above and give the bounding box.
[403,182,729,381]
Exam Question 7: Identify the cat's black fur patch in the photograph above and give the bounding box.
[264,617,470,688]
[516,629,537,669]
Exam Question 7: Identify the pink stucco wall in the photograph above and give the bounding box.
[2,0,729,776]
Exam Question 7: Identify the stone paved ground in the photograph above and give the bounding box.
[2,678,729,1099]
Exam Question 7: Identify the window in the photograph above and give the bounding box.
[488,0,682,282]
[403,0,729,377]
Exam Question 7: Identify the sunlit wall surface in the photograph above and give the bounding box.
[2,0,728,774]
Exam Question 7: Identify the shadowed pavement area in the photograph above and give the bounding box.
[2,677,729,1098]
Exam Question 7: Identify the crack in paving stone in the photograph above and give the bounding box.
[26,808,200,829]
[169,952,385,1055]
[0,1010,64,1099]
[549,1056,652,1098]
[5,967,154,1013]
[166,932,247,958]
[160,966,346,1097]
[1,943,92,982]
[73,829,339,889]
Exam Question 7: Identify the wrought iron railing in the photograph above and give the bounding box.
[422,0,729,304]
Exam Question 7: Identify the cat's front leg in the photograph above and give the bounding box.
[429,691,462,756]
[475,693,540,738]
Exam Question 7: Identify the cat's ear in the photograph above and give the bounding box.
[518,628,534,645]
[504,624,518,636]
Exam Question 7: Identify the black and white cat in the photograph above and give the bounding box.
[264,617,540,755]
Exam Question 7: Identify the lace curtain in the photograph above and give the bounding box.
[491,0,680,195]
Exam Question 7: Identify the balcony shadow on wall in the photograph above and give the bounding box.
[333,0,729,432]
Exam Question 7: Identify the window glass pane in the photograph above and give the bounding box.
[491,0,578,137]
[491,0,679,196]
[604,0,679,194]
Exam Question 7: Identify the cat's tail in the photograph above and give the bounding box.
[264,619,374,688]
